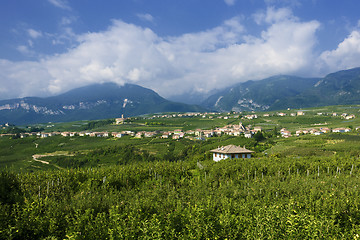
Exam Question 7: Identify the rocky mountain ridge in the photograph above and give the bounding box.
[0,83,205,125]
[202,67,360,112]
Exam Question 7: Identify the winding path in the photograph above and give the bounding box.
[32,155,50,164]
[31,152,74,169]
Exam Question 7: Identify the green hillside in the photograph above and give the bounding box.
[2,143,360,239]
[2,105,360,238]
[0,83,206,125]
[203,67,360,111]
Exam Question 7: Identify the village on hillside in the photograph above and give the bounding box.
[1,109,359,140]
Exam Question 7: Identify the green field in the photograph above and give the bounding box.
[2,105,360,239]
[0,134,261,172]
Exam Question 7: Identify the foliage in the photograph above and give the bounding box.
[0,171,24,205]
[145,121,164,126]
[253,131,265,142]
[81,119,115,131]
[2,155,360,239]
[47,145,157,168]
[3,105,360,238]
[0,127,26,134]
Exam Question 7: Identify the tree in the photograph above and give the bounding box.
[0,172,24,205]
[254,131,265,142]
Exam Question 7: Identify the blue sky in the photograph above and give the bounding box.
[1,0,360,100]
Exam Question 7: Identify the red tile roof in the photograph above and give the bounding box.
[210,145,253,154]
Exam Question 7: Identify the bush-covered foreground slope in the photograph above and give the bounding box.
[2,154,360,239]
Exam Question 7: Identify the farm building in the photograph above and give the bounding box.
[115,114,127,124]
[210,145,254,162]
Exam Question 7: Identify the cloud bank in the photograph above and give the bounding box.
[319,30,360,71]
[1,8,360,100]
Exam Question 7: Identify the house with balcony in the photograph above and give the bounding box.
[210,145,254,162]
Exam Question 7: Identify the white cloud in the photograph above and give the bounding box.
[319,31,360,72]
[0,59,51,99]
[16,45,31,55]
[60,16,76,26]
[136,13,154,23]
[49,25,77,46]
[264,0,301,7]
[48,0,71,10]
[253,7,297,24]
[0,8,329,100]
[28,40,34,47]
[224,0,236,6]
[16,44,36,56]
[27,29,43,39]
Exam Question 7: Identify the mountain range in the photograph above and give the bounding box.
[0,83,204,125]
[1,67,360,125]
[202,67,360,112]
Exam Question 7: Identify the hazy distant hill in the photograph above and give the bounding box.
[0,83,205,125]
[202,75,320,111]
[307,67,360,105]
[202,67,360,111]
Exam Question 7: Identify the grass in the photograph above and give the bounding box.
[0,132,258,172]
[19,105,360,134]
[0,135,134,171]
[2,131,359,172]
[264,133,360,157]
[2,105,360,172]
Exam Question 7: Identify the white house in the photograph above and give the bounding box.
[297,111,304,116]
[115,133,125,138]
[210,145,254,162]
[332,128,351,133]
[61,132,70,137]
[281,130,292,138]
[253,126,262,132]
[345,114,356,120]
[41,133,49,138]
[115,114,126,124]
[161,133,169,139]
[244,132,252,138]
[20,133,27,138]
[135,132,144,138]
